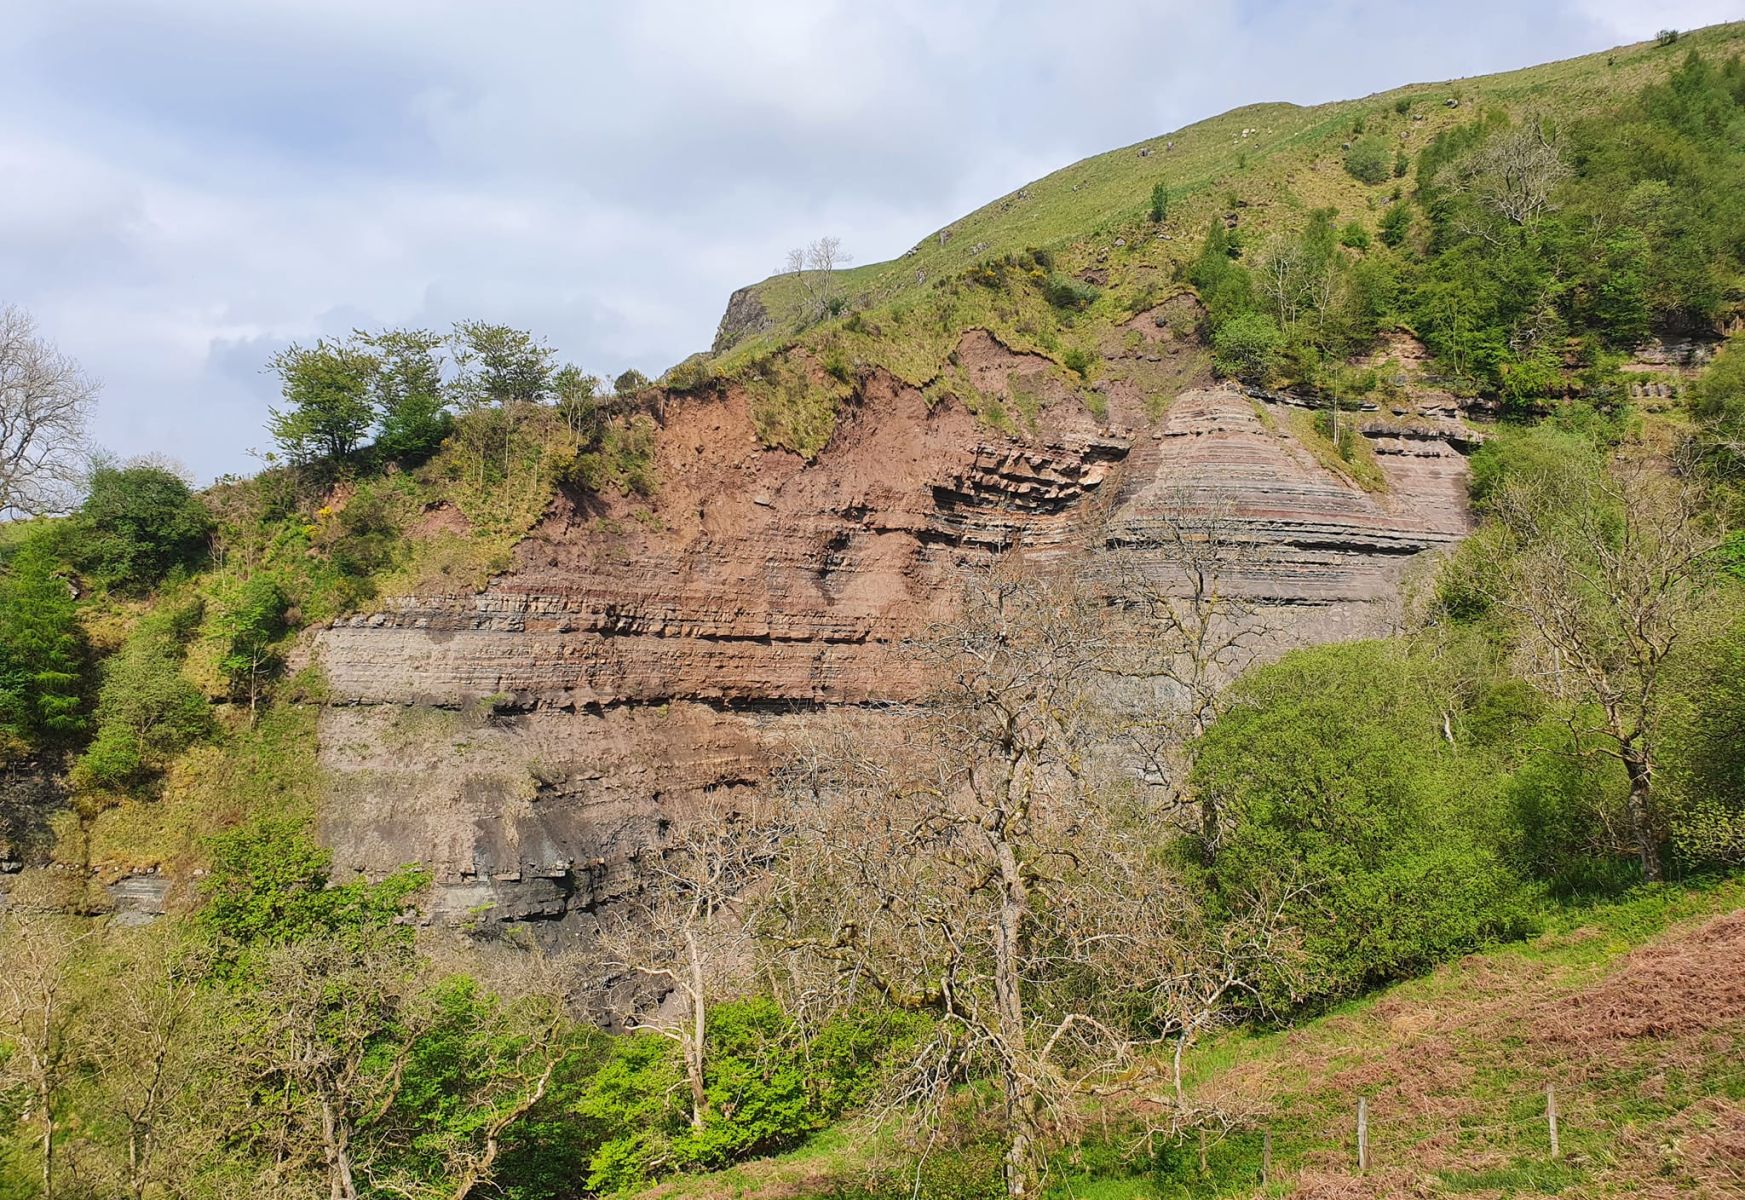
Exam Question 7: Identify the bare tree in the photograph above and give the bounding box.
[223,932,420,1200]
[1102,489,1273,852]
[85,928,210,1200]
[1459,455,1727,881]
[592,796,785,1132]
[1444,114,1571,229]
[784,238,853,323]
[0,913,99,1200]
[775,566,1295,1200]
[0,305,96,516]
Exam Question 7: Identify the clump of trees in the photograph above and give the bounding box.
[1187,51,1745,414]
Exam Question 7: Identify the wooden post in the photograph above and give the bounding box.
[1261,1129,1272,1185]
[1356,1097,1369,1171]
[1199,1126,1208,1173]
[1546,1084,1561,1159]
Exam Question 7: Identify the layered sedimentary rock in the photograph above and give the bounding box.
[313,327,1478,933]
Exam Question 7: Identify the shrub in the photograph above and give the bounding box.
[74,463,212,591]
[1211,311,1282,381]
[1149,180,1169,223]
[1339,221,1371,250]
[199,817,425,950]
[576,999,922,1193]
[1393,149,1410,178]
[1378,200,1412,247]
[1192,641,1533,1007]
[0,532,88,753]
[1343,136,1391,185]
[1042,273,1099,312]
[71,601,212,791]
[1061,346,1095,378]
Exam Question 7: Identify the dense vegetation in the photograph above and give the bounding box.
[2,27,1744,1200]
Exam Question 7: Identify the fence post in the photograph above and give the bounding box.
[1356,1096,1369,1171]
[1547,1084,1560,1159]
[1261,1129,1272,1185]
[1199,1126,1208,1173]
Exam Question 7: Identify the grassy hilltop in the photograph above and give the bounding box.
[694,22,1745,455]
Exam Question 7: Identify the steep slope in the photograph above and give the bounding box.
[312,318,1477,934]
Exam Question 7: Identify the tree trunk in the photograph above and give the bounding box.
[992,838,1039,1200]
[37,1076,54,1200]
[684,930,708,1131]
[1003,1097,1043,1200]
[1622,749,1663,883]
[321,1098,358,1200]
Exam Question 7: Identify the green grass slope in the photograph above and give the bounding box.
[633,879,1745,1200]
[695,22,1745,459]
[725,22,1745,350]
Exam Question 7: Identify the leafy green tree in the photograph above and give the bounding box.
[267,340,378,463]
[71,605,212,792]
[198,818,423,953]
[612,368,651,397]
[0,533,87,754]
[73,462,211,591]
[1211,310,1282,381]
[450,322,555,409]
[1187,218,1257,324]
[1690,335,1745,477]
[574,998,916,1193]
[1149,180,1169,223]
[215,575,287,719]
[360,327,452,461]
[1192,641,1531,1006]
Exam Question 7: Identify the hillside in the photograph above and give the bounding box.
[1,21,1744,1200]
[631,880,1745,1200]
[702,21,1745,448]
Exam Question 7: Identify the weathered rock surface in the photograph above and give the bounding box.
[313,329,1479,933]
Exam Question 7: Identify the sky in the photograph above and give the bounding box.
[2,1,1738,483]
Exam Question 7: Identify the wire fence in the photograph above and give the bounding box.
[1247,1058,1745,1183]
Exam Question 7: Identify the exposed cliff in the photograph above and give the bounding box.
[312,318,1478,937]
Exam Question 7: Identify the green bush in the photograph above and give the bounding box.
[0,532,88,753]
[74,463,212,591]
[1192,641,1534,1007]
[1149,181,1169,223]
[576,998,923,1193]
[1378,200,1411,247]
[1339,221,1372,250]
[198,817,425,951]
[1343,136,1391,185]
[1042,273,1100,312]
[71,604,213,791]
[1211,311,1282,381]
[1062,346,1095,378]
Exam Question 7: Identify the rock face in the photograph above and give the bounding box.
[313,327,1478,938]
[710,286,774,354]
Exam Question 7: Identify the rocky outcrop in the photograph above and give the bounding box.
[710,285,774,354]
[312,329,1480,933]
